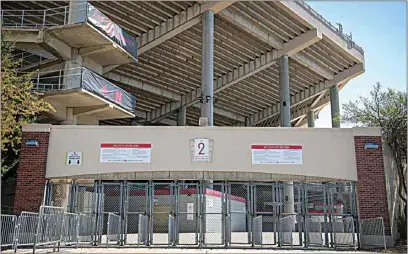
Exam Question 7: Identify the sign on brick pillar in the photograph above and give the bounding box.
[13,127,50,214]
[354,136,391,235]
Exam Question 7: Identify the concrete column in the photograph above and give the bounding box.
[61,107,78,125]
[279,55,295,216]
[279,55,290,127]
[307,111,315,127]
[178,106,187,126]
[68,0,88,24]
[330,84,340,128]
[200,10,214,126]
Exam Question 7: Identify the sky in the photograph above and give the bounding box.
[305,1,407,127]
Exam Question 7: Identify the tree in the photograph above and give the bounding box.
[341,82,407,237]
[1,34,54,177]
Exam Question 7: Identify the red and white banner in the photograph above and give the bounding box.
[251,145,302,165]
[100,143,151,163]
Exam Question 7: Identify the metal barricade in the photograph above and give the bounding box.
[138,214,148,245]
[360,217,386,250]
[0,214,17,248]
[61,212,79,246]
[77,214,96,246]
[14,212,39,251]
[331,216,356,250]
[278,214,297,247]
[33,206,65,253]
[305,215,324,247]
[106,213,121,247]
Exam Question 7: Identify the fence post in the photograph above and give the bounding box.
[42,10,47,26]
[20,10,25,27]
[64,6,68,25]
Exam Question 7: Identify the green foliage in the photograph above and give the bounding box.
[1,34,53,177]
[341,82,407,226]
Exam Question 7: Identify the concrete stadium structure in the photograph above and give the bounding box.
[1,1,399,250]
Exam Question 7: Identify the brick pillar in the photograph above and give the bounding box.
[13,125,51,214]
[354,136,391,235]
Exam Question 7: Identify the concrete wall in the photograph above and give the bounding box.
[382,142,403,241]
[41,125,379,181]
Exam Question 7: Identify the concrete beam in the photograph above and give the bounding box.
[294,90,326,127]
[291,52,333,80]
[274,1,364,64]
[105,72,245,122]
[3,29,73,61]
[137,2,234,56]
[73,105,112,117]
[218,8,283,49]
[249,63,363,125]
[145,29,322,123]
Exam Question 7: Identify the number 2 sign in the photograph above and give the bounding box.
[193,138,210,162]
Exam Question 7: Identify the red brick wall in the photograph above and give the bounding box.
[13,131,50,214]
[355,136,391,235]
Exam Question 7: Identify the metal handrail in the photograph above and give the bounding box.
[1,2,87,29]
[296,1,364,54]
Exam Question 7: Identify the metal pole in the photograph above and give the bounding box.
[42,10,46,26]
[200,10,214,126]
[307,111,315,127]
[21,10,25,27]
[330,84,340,128]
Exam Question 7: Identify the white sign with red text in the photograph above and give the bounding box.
[251,145,303,165]
[100,143,151,163]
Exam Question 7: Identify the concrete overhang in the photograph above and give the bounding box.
[2,23,137,67]
[43,88,135,121]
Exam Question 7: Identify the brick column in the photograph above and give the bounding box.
[13,125,51,214]
[354,135,391,235]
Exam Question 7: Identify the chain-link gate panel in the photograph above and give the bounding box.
[279,182,303,247]
[254,183,278,246]
[328,182,357,249]
[202,182,226,246]
[46,182,73,211]
[72,182,97,245]
[97,183,123,245]
[176,183,199,245]
[304,183,328,247]
[228,182,251,245]
[150,182,175,245]
[124,182,148,245]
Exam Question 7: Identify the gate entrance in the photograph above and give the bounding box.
[44,180,359,250]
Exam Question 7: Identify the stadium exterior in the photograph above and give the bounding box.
[0,0,399,250]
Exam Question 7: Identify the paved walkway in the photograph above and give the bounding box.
[4,248,381,254]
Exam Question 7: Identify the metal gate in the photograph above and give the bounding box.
[97,182,123,245]
[175,182,199,245]
[149,182,175,245]
[202,182,226,246]
[228,182,251,246]
[123,182,148,245]
[253,183,278,246]
[278,182,303,247]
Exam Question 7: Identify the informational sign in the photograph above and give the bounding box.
[193,138,210,162]
[187,203,194,220]
[100,143,151,163]
[66,152,82,166]
[251,145,303,164]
